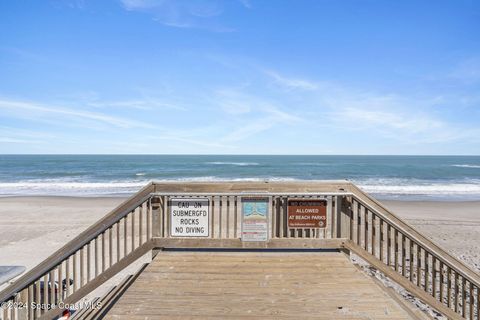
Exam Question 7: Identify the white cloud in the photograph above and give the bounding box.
[0,98,155,129]
[214,88,302,142]
[87,99,186,111]
[0,137,43,144]
[265,70,319,91]
[263,69,480,146]
[120,0,235,31]
[238,0,252,9]
[336,107,443,133]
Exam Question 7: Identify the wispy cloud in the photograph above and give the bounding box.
[334,107,443,133]
[262,69,480,145]
[120,0,239,31]
[238,0,252,9]
[0,137,43,144]
[214,88,302,142]
[265,70,319,91]
[87,99,186,111]
[0,98,155,129]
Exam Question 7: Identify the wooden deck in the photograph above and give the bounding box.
[103,251,414,319]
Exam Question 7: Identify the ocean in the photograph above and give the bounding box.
[1,155,480,200]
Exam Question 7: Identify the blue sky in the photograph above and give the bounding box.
[0,0,479,155]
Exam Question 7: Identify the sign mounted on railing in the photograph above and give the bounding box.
[170,198,210,237]
[241,197,269,241]
[287,199,327,228]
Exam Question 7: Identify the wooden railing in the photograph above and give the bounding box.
[341,185,480,320]
[0,181,479,320]
[0,183,155,320]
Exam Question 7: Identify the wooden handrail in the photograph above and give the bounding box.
[347,184,480,288]
[0,182,155,302]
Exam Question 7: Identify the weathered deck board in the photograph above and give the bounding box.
[104,251,413,319]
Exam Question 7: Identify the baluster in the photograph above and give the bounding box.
[132,210,136,250]
[2,301,7,320]
[439,261,444,304]
[124,217,127,257]
[476,285,479,320]
[49,270,55,307]
[352,199,358,244]
[364,207,368,251]
[94,237,99,277]
[469,282,473,320]
[147,199,151,240]
[13,291,18,320]
[73,251,78,291]
[462,277,467,317]
[86,243,90,284]
[27,285,33,320]
[102,232,106,273]
[65,256,70,296]
[275,196,282,238]
[424,252,429,293]
[371,213,376,256]
[432,257,437,299]
[454,272,459,313]
[394,229,399,272]
[139,204,143,244]
[227,196,232,238]
[379,219,384,262]
[409,239,414,282]
[355,201,360,244]
[58,263,63,302]
[80,247,85,286]
[218,196,223,238]
[211,196,216,238]
[109,227,113,268]
[416,245,422,287]
[116,222,120,262]
[401,234,406,277]
[387,224,391,266]
[348,198,353,241]
[447,266,452,309]
[35,279,41,317]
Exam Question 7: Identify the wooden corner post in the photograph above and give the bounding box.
[151,195,163,256]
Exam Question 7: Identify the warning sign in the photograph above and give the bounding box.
[170,198,209,237]
[287,199,327,228]
[241,197,269,242]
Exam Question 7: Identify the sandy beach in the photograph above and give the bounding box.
[0,196,478,275]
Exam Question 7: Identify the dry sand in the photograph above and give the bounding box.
[383,200,480,273]
[0,197,126,272]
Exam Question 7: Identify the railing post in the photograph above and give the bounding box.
[151,195,163,256]
[335,196,341,238]
[335,195,350,239]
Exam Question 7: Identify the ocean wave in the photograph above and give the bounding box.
[135,173,146,176]
[0,181,148,196]
[1,178,479,198]
[206,162,259,166]
[451,164,480,169]
[0,177,296,196]
[358,183,480,195]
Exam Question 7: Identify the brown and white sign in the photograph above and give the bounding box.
[287,199,327,228]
